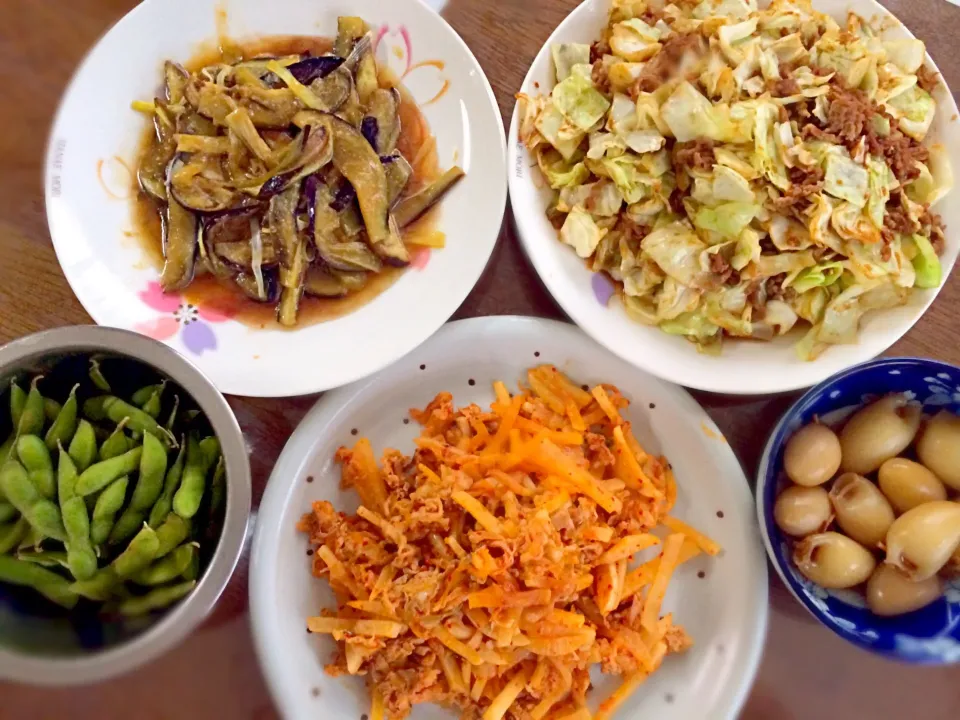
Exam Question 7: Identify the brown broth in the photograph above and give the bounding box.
[131,35,443,330]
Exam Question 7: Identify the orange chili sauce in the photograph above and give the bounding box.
[131,35,442,329]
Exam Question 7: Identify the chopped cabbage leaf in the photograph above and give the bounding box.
[610,19,662,62]
[824,154,868,206]
[602,154,651,204]
[790,262,844,293]
[641,223,707,285]
[560,207,607,258]
[552,73,611,132]
[887,86,935,141]
[883,40,926,74]
[693,202,759,240]
[534,104,585,160]
[661,82,734,142]
[552,43,592,82]
[660,312,720,340]
[910,233,942,288]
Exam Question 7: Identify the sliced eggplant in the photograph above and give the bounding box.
[257,122,332,199]
[160,198,198,292]
[382,153,413,207]
[328,115,407,263]
[287,55,345,84]
[164,61,190,105]
[138,101,178,201]
[197,222,234,280]
[270,185,308,326]
[235,270,280,303]
[333,18,378,104]
[365,88,401,154]
[394,166,466,228]
[331,178,357,212]
[203,210,259,246]
[335,16,368,58]
[312,182,383,272]
[303,266,369,297]
[197,82,300,128]
[177,111,218,137]
[168,155,241,213]
[310,67,353,113]
[214,240,279,268]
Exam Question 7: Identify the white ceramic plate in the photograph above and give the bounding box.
[45,0,506,397]
[250,316,768,720]
[507,0,960,395]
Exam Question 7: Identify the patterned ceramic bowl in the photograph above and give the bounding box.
[757,357,960,664]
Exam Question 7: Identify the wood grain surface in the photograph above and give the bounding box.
[2,0,960,717]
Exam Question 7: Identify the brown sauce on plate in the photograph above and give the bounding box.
[131,35,442,330]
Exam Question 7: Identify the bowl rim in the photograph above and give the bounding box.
[0,326,252,686]
[755,355,960,663]
[42,0,509,399]
[505,0,960,395]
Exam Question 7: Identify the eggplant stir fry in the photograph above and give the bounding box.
[134,17,465,327]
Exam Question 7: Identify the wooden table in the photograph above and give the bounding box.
[2,0,960,717]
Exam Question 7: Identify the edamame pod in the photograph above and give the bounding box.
[113,525,160,578]
[17,549,69,569]
[90,476,129,546]
[102,398,174,446]
[9,381,26,428]
[16,435,56,499]
[75,446,143,497]
[0,433,14,467]
[0,518,28,554]
[208,456,226,520]
[83,395,112,422]
[17,377,44,436]
[109,433,168,545]
[68,419,97,473]
[164,395,180,433]
[62,496,97,581]
[154,513,190,559]
[132,543,196,586]
[0,502,16,524]
[89,358,112,393]
[173,435,217,520]
[148,437,185,528]
[43,398,62,425]
[44,384,79,451]
[118,579,196,616]
[0,555,78,609]
[183,547,200,581]
[98,421,131,461]
[131,384,161,407]
[18,526,41,552]
[70,567,119,601]
[57,444,79,504]
[0,461,66,542]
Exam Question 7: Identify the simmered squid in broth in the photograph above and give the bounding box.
[133,17,465,327]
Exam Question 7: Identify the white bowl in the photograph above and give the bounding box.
[250,316,768,720]
[45,0,506,398]
[507,0,960,395]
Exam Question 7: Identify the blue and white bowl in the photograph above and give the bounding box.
[757,357,960,664]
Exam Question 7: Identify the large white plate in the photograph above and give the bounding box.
[507,0,960,395]
[45,0,506,397]
[250,316,768,720]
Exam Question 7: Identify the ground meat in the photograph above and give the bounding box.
[708,252,737,285]
[632,32,704,94]
[771,165,825,212]
[592,59,611,96]
[746,281,766,315]
[875,129,929,183]
[917,65,940,94]
[672,138,716,173]
[769,75,800,98]
[802,123,842,145]
[668,186,687,216]
[884,193,918,236]
[777,104,789,123]
[589,39,609,64]
[921,205,947,255]
[765,273,787,301]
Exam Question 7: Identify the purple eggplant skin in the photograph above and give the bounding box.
[160,198,199,292]
[331,180,357,213]
[360,117,378,149]
[286,55,345,84]
[235,269,280,304]
[202,210,258,247]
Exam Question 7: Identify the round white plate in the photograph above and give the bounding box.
[45,0,506,397]
[250,316,768,720]
[507,0,960,395]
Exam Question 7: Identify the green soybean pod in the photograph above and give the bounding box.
[62,496,97,581]
[0,460,66,542]
[68,419,97,473]
[0,518,28,555]
[208,456,226,519]
[83,396,113,422]
[154,513,190,559]
[70,567,119,601]
[75,446,143,497]
[118,579,196,617]
[0,502,16,524]
[131,384,161,407]
[0,555,78,609]
[0,433,15,467]
[18,526,42,552]
[43,398,62,425]
[148,437,186,528]
[103,398,175,447]
[90,476,129,546]
[17,549,69,569]
[113,525,160,578]
[109,434,168,546]
[57,444,79,505]
[98,421,131,462]
[17,377,44,437]
[9,381,26,428]
[88,358,112,393]
[44,384,79,451]
[164,395,180,433]
[173,436,216,520]
[132,543,196,586]
[183,547,200,581]
[16,435,56,499]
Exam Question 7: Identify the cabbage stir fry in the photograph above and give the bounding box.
[134,17,464,326]
[518,0,952,358]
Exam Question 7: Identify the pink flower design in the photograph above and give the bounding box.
[374,24,450,107]
[134,281,233,356]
